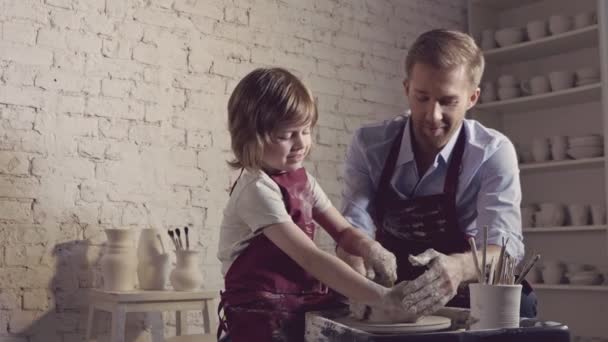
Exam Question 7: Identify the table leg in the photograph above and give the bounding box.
[85,305,95,341]
[111,305,127,342]
[176,310,187,336]
[148,312,164,342]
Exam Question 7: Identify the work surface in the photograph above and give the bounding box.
[305,309,571,342]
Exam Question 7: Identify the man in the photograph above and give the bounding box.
[339,29,536,317]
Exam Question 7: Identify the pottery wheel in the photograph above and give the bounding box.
[334,315,451,334]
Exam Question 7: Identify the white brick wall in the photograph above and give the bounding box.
[0,0,466,340]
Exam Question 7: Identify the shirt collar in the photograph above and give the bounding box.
[396,118,464,167]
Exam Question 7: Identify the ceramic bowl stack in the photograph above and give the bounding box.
[567,135,604,159]
[575,67,600,87]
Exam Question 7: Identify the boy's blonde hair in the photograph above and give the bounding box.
[405,29,485,88]
[227,67,318,170]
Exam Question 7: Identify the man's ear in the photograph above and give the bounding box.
[403,78,410,97]
[467,87,481,110]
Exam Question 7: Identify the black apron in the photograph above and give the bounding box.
[372,119,537,315]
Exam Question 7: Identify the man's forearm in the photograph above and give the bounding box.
[453,245,501,282]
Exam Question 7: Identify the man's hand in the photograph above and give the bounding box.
[400,249,465,313]
[354,280,448,323]
[362,242,398,287]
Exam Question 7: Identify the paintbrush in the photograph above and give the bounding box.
[156,234,166,254]
[467,237,483,283]
[482,226,488,284]
[516,254,541,284]
[184,226,190,250]
[175,228,184,249]
[168,230,179,250]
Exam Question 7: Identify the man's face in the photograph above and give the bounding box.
[404,63,480,153]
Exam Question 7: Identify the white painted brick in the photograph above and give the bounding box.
[50,8,83,31]
[56,114,98,137]
[169,148,197,168]
[129,123,162,145]
[3,0,49,24]
[316,126,340,146]
[101,78,133,98]
[224,7,249,25]
[187,130,212,150]
[36,28,68,50]
[35,69,87,92]
[133,43,160,65]
[133,7,194,30]
[105,0,128,19]
[86,97,144,120]
[132,82,163,102]
[0,105,36,130]
[99,118,130,140]
[0,175,39,198]
[82,13,115,35]
[53,51,85,73]
[102,38,132,60]
[174,0,224,20]
[0,291,20,309]
[0,85,44,108]
[5,245,46,267]
[2,20,37,44]
[2,63,38,86]
[0,199,33,222]
[77,139,106,160]
[0,152,30,175]
[163,126,187,147]
[79,179,108,203]
[0,42,53,66]
[46,0,72,9]
[65,30,102,54]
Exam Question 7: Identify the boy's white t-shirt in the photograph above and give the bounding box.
[217,168,333,276]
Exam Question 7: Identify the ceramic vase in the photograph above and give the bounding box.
[137,228,169,290]
[170,250,204,291]
[100,228,137,291]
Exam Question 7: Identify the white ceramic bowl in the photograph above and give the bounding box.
[567,146,604,159]
[576,67,600,79]
[498,87,520,100]
[566,271,602,285]
[569,135,603,147]
[495,27,525,47]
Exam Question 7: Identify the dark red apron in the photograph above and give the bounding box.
[374,120,471,306]
[217,168,340,341]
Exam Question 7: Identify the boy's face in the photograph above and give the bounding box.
[404,63,480,154]
[262,123,312,173]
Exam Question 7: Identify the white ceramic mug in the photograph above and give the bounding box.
[498,74,518,87]
[575,67,600,80]
[591,204,606,225]
[568,204,590,226]
[549,15,573,35]
[531,138,550,162]
[526,20,548,40]
[481,81,497,102]
[521,76,550,95]
[574,11,596,29]
[540,261,564,284]
[469,283,522,330]
[549,71,575,91]
[481,29,496,49]
[550,135,568,160]
[498,87,520,101]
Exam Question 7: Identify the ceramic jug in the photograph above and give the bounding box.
[100,228,137,291]
[170,250,204,291]
[137,228,170,290]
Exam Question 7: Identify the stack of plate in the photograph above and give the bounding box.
[567,135,604,159]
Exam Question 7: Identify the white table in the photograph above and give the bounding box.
[85,289,219,342]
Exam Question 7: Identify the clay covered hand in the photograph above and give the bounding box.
[400,248,464,314]
[362,242,397,287]
[354,280,446,323]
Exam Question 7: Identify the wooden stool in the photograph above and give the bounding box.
[86,289,219,342]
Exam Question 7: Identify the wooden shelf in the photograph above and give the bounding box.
[519,157,604,172]
[523,225,607,233]
[474,83,602,114]
[531,284,608,292]
[484,26,599,64]
[471,0,541,10]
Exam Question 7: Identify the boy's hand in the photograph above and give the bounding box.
[363,242,397,286]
